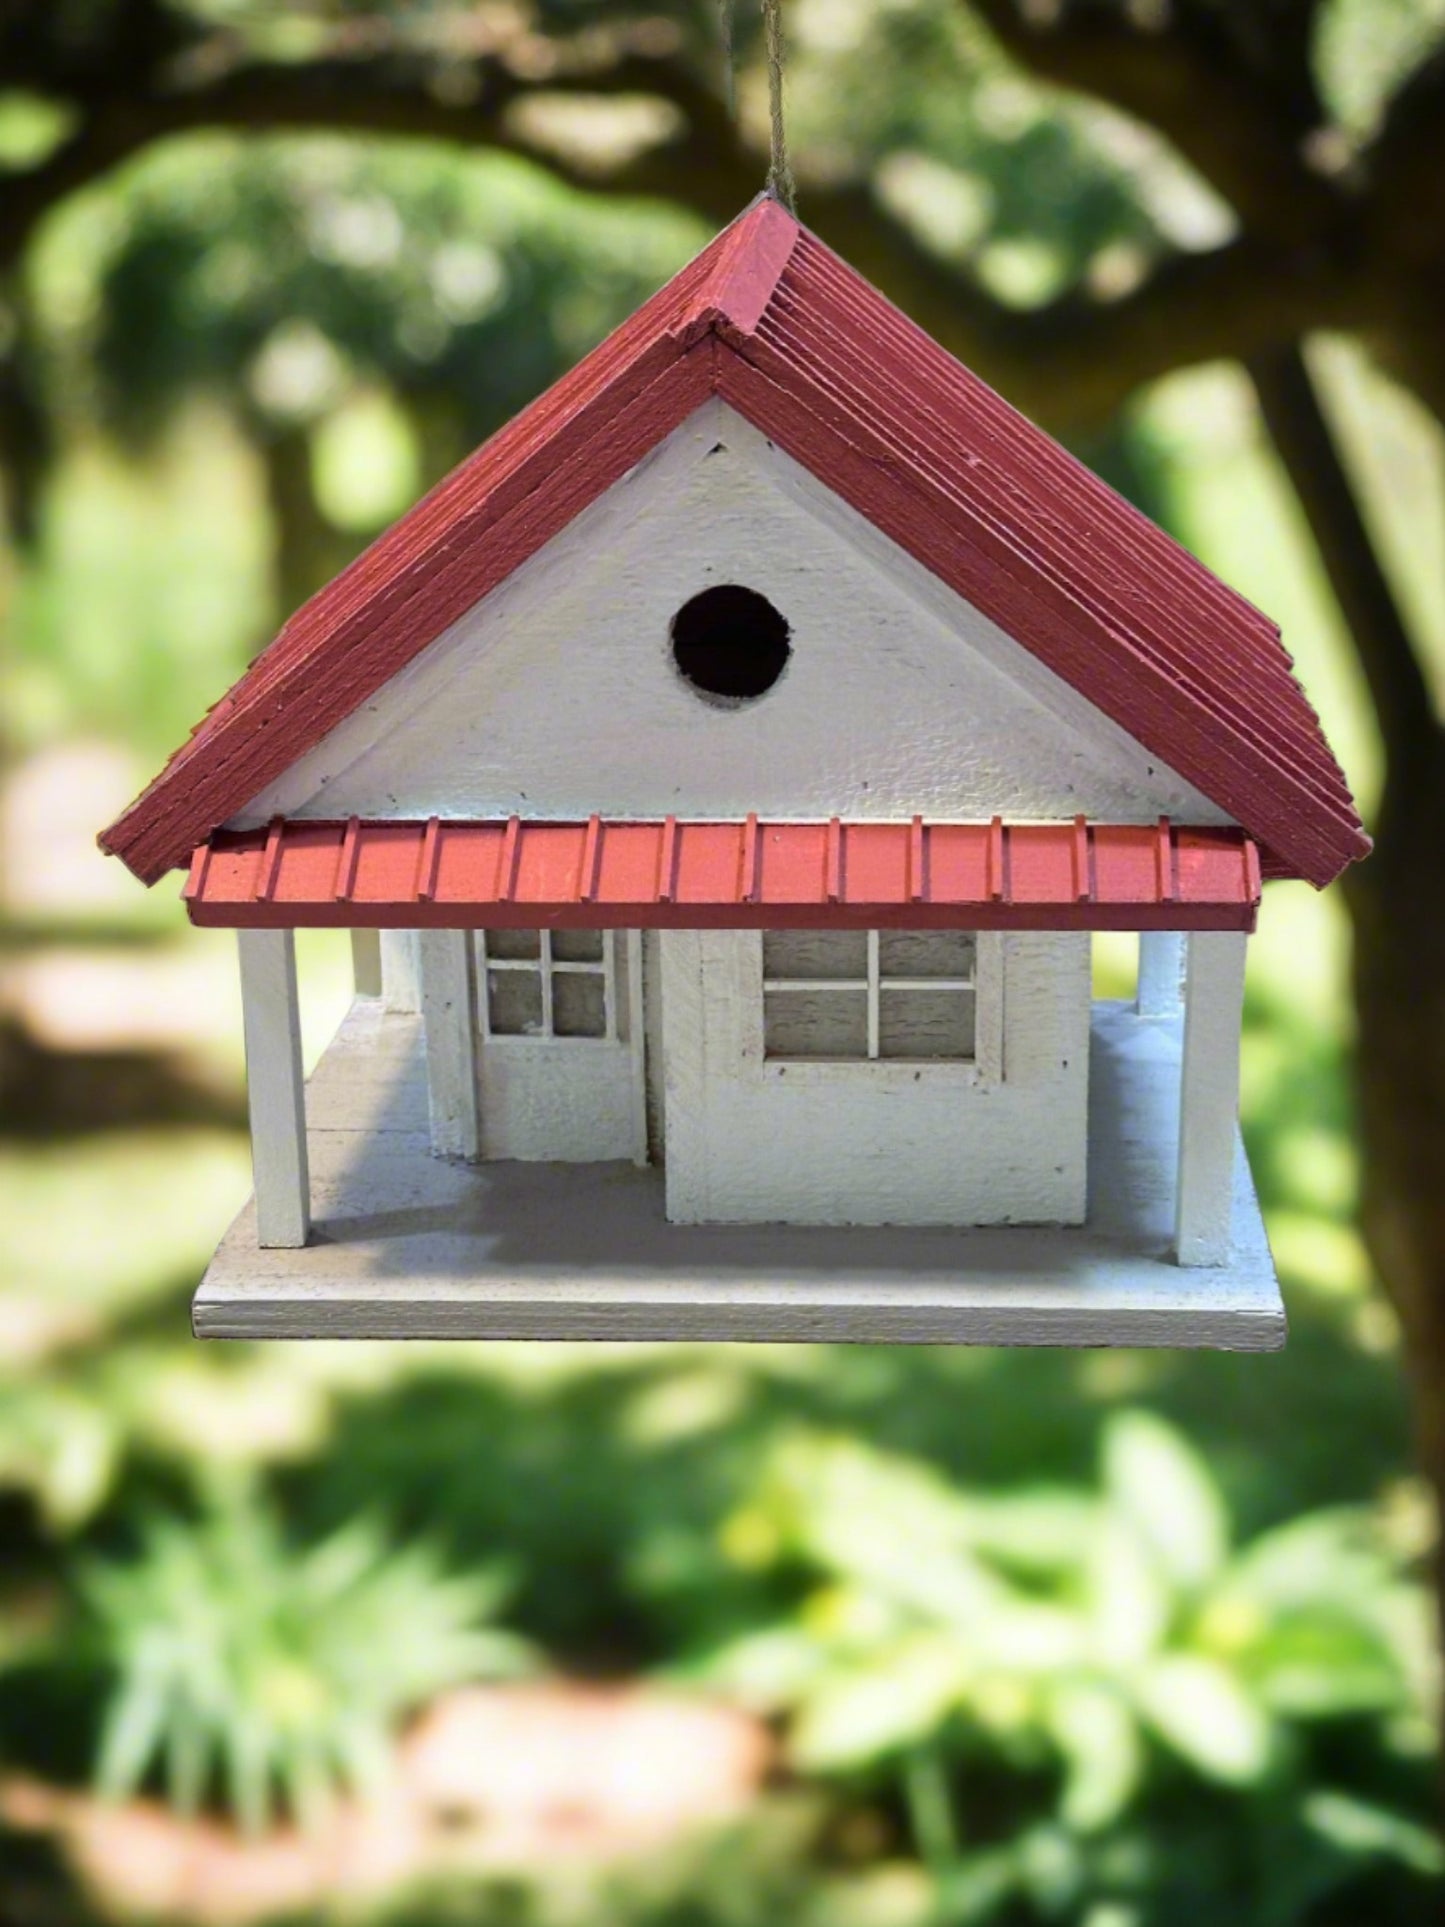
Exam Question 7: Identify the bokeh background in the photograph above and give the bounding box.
[3,2,1444,1923]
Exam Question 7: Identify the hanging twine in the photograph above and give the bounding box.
[761,0,797,212]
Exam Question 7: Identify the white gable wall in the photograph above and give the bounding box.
[240,399,1229,829]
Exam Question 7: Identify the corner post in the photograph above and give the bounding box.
[1174,931,1247,1266]
[1137,931,1183,1017]
[417,929,481,1159]
[237,928,310,1249]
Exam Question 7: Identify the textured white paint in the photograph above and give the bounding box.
[350,928,383,998]
[239,402,1229,831]
[660,928,1089,1226]
[1175,931,1247,1265]
[236,928,310,1248]
[194,999,1284,1349]
[381,929,421,1013]
[418,929,480,1159]
[474,931,640,1162]
[1137,931,1183,1018]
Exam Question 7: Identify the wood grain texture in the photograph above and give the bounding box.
[417,929,480,1159]
[1175,930,1247,1265]
[381,929,421,1012]
[233,408,1239,852]
[193,998,1283,1349]
[1137,931,1184,1017]
[659,928,1088,1227]
[350,928,383,997]
[101,203,1365,893]
[236,928,310,1248]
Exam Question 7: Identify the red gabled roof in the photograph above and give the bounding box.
[183,815,1262,933]
[100,195,1368,890]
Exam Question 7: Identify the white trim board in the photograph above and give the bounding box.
[194,1000,1283,1349]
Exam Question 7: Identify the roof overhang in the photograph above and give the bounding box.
[183,815,1262,933]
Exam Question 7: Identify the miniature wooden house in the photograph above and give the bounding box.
[100,198,1368,1348]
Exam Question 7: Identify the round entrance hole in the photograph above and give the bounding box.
[670,584,791,704]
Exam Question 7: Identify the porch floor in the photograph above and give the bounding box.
[195,999,1283,1348]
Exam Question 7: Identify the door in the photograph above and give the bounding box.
[473,928,646,1163]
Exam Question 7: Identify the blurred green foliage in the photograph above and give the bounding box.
[83,1490,534,1833]
[2,4,1443,1923]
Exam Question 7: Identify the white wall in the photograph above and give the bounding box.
[239,400,1227,831]
[659,929,1091,1227]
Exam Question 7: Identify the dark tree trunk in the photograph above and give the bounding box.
[1249,342,1445,1655]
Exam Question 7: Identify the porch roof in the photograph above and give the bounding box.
[184,815,1261,932]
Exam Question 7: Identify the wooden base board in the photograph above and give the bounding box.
[194,999,1284,1348]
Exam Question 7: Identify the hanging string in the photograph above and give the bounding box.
[761,0,797,212]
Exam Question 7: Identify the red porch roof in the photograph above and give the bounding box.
[183,816,1262,933]
[101,196,1367,893]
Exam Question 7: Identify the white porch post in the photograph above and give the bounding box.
[417,929,481,1159]
[1174,931,1248,1266]
[237,928,310,1249]
[350,929,383,998]
[381,929,421,1012]
[1137,931,1183,1017]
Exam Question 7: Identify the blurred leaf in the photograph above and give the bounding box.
[791,1635,967,1770]
[1103,1412,1229,1592]
[1137,1655,1272,1785]
[1046,1681,1142,1833]
[1303,1789,1445,1875]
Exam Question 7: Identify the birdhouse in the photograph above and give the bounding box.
[100,197,1368,1348]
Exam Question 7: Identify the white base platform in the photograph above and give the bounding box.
[194,1000,1284,1348]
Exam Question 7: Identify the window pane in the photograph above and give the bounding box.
[554,971,607,1038]
[879,988,974,1060]
[765,988,868,1058]
[878,930,976,980]
[488,968,544,1035]
[552,929,604,964]
[763,930,868,982]
[485,928,541,961]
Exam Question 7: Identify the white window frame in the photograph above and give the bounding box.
[758,928,1005,1083]
[475,929,618,1045]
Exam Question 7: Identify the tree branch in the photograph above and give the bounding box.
[1246,342,1438,784]
[966,0,1343,243]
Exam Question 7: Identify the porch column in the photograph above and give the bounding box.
[1137,931,1183,1017]
[417,929,481,1159]
[1174,931,1247,1267]
[381,929,421,1012]
[350,929,383,998]
[237,929,310,1249]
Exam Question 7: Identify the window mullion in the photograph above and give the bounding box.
[867,929,881,1060]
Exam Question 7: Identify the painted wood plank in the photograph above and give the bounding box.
[350,928,383,998]
[1137,931,1183,1017]
[381,929,421,1012]
[1175,931,1247,1265]
[194,998,1283,1348]
[236,928,310,1248]
[417,929,480,1159]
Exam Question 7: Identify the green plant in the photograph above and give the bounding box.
[83,1488,536,1834]
[696,1413,1439,1918]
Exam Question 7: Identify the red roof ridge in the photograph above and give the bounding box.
[671,193,800,348]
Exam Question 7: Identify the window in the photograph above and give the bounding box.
[670,584,791,704]
[478,929,615,1041]
[762,929,980,1062]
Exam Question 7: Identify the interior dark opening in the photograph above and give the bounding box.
[670,584,792,703]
